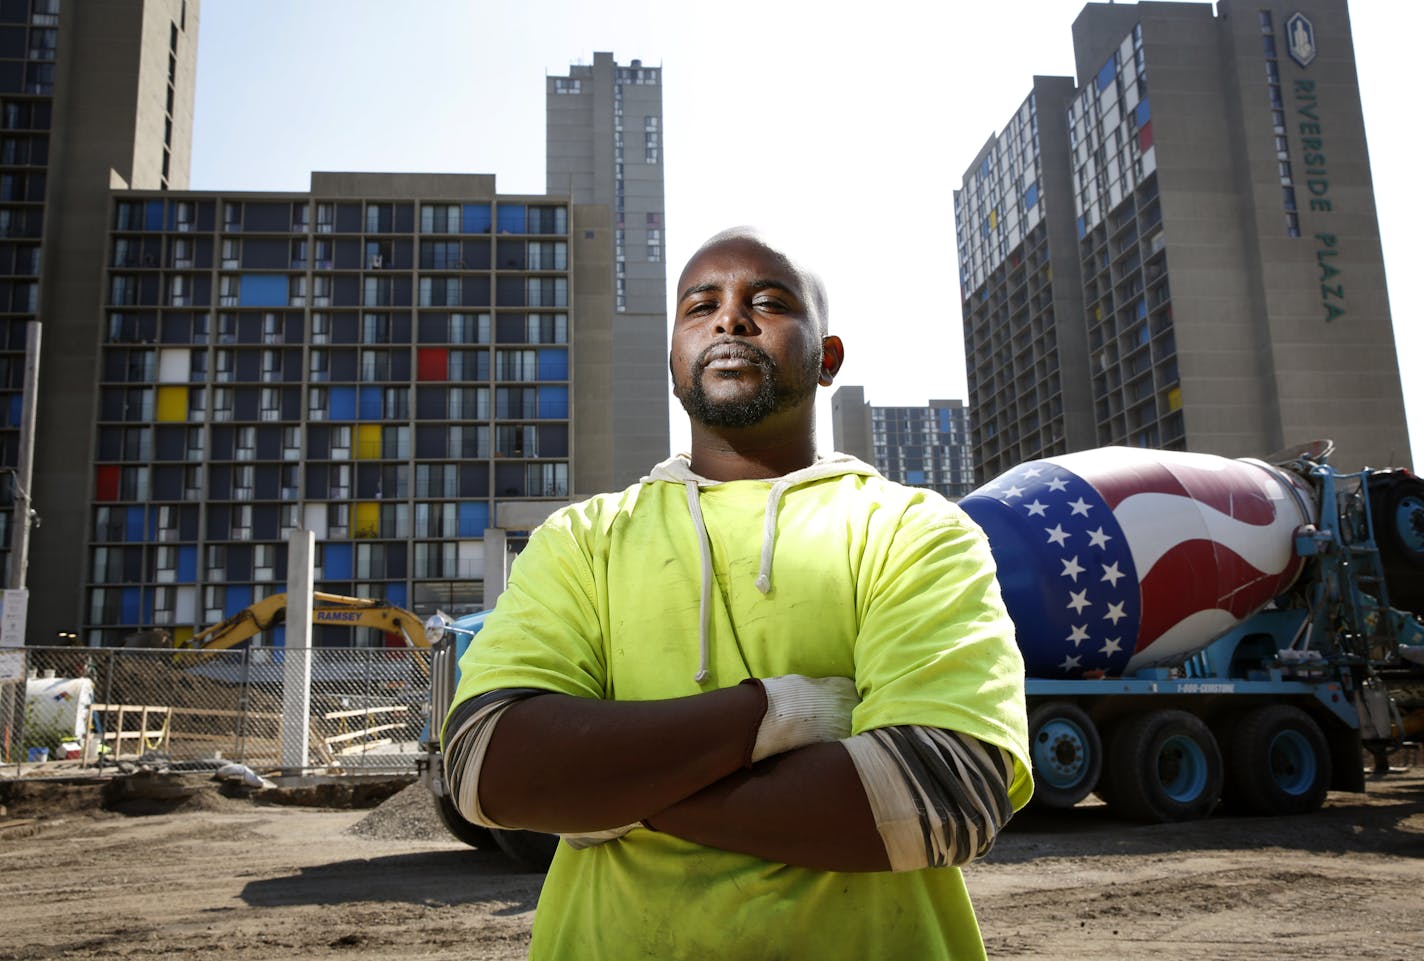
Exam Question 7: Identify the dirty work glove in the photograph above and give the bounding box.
[745,675,859,764]
[561,823,639,850]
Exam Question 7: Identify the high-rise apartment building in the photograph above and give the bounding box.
[956,76,1093,481]
[831,387,976,500]
[547,53,668,489]
[1,0,198,644]
[955,0,1410,480]
[89,173,608,646]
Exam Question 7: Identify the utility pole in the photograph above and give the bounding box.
[6,321,40,595]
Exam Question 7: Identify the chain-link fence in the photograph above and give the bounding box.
[3,645,432,775]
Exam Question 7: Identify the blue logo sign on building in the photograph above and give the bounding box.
[1286,12,1317,68]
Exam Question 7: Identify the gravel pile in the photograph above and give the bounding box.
[346,779,449,841]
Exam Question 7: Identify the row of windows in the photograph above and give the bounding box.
[96,540,503,594]
[95,457,572,506]
[110,272,571,309]
[97,382,571,424]
[113,236,568,271]
[97,422,566,464]
[114,199,570,237]
[108,309,566,347]
[102,344,569,385]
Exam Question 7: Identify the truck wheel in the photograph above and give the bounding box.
[1369,472,1424,611]
[1028,702,1102,809]
[1108,710,1222,822]
[492,829,559,873]
[1227,705,1331,816]
[434,794,494,849]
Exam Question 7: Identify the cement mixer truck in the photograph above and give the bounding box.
[959,441,1424,822]
[419,441,1424,869]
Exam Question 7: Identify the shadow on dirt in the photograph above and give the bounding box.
[239,848,543,912]
[989,775,1424,864]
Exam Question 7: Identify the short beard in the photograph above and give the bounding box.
[677,341,821,429]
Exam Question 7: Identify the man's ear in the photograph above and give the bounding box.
[819,335,845,386]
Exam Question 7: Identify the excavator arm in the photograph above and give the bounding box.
[185,592,431,652]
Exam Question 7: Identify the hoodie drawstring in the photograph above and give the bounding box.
[756,479,795,594]
[684,480,714,684]
[643,453,881,684]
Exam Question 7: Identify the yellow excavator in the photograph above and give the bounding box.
[182,592,432,652]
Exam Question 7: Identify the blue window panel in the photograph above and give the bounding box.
[125,506,145,542]
[7,394,20,427]
[144,200,164,231]
[907,470,926,485]
[330,386,357,421]
[122,587,141,624]
[938,408,951,433]
[496,204,527,235]
[537,385,568,419]
[537,348,568,380]
[226,584,252,618]
[1136,98,1150,126]
[1137,299,1148,321]
[458,502,489,538]
[1077,216,1085,239]
[239,274,288,307]
[385,583,407,610]
[358,386,382,420]
[271,624,287,648]
[1096,58,1117,92]
[324,543,353,580]
[1025,182,1039,209]
[462,204,492,233]
[177,545,197,583]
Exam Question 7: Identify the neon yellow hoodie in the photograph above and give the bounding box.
[451,454,1031,960]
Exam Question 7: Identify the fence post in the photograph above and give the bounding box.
[280,530,315,772]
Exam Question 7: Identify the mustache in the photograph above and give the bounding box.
[693,340,775,373]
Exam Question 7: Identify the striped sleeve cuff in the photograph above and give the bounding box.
[843,726,1014,872]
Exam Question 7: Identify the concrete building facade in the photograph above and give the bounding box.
[955,0,1410,480]
[831,386,976,500]
[547,53,669,488]
[1,0,198,644]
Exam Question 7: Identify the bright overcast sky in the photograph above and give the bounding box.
[191,0,1419,469]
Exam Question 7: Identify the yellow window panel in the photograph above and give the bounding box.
[156,385,188,422]
[357,424,381,459]
[354,501,380,538]
[1167,387,1182,411]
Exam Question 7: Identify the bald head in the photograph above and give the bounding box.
[683,227,829,336]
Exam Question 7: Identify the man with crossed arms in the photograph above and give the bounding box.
[443,228,1033,959]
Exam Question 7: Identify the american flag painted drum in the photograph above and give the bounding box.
[958,447,1317,679]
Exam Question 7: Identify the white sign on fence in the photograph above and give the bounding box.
[0,648,22,682]
[0,588,27,648]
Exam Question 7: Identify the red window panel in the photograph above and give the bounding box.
[95,465,120,502]
[1138,120,1154,152]
[417,347,448,381]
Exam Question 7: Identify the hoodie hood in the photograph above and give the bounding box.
[641,452,881,683]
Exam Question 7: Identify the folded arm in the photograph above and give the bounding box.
[444,685,1014,873]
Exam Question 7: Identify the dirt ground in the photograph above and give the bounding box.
[1,767,1421,960]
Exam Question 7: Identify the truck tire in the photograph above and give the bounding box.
[1028,702,1102,809]
[1227,705,1331,816]
[492,829,559,873]
[1107,710,1222,822]
[1368,472,1424,611]
[433,794,494,849]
